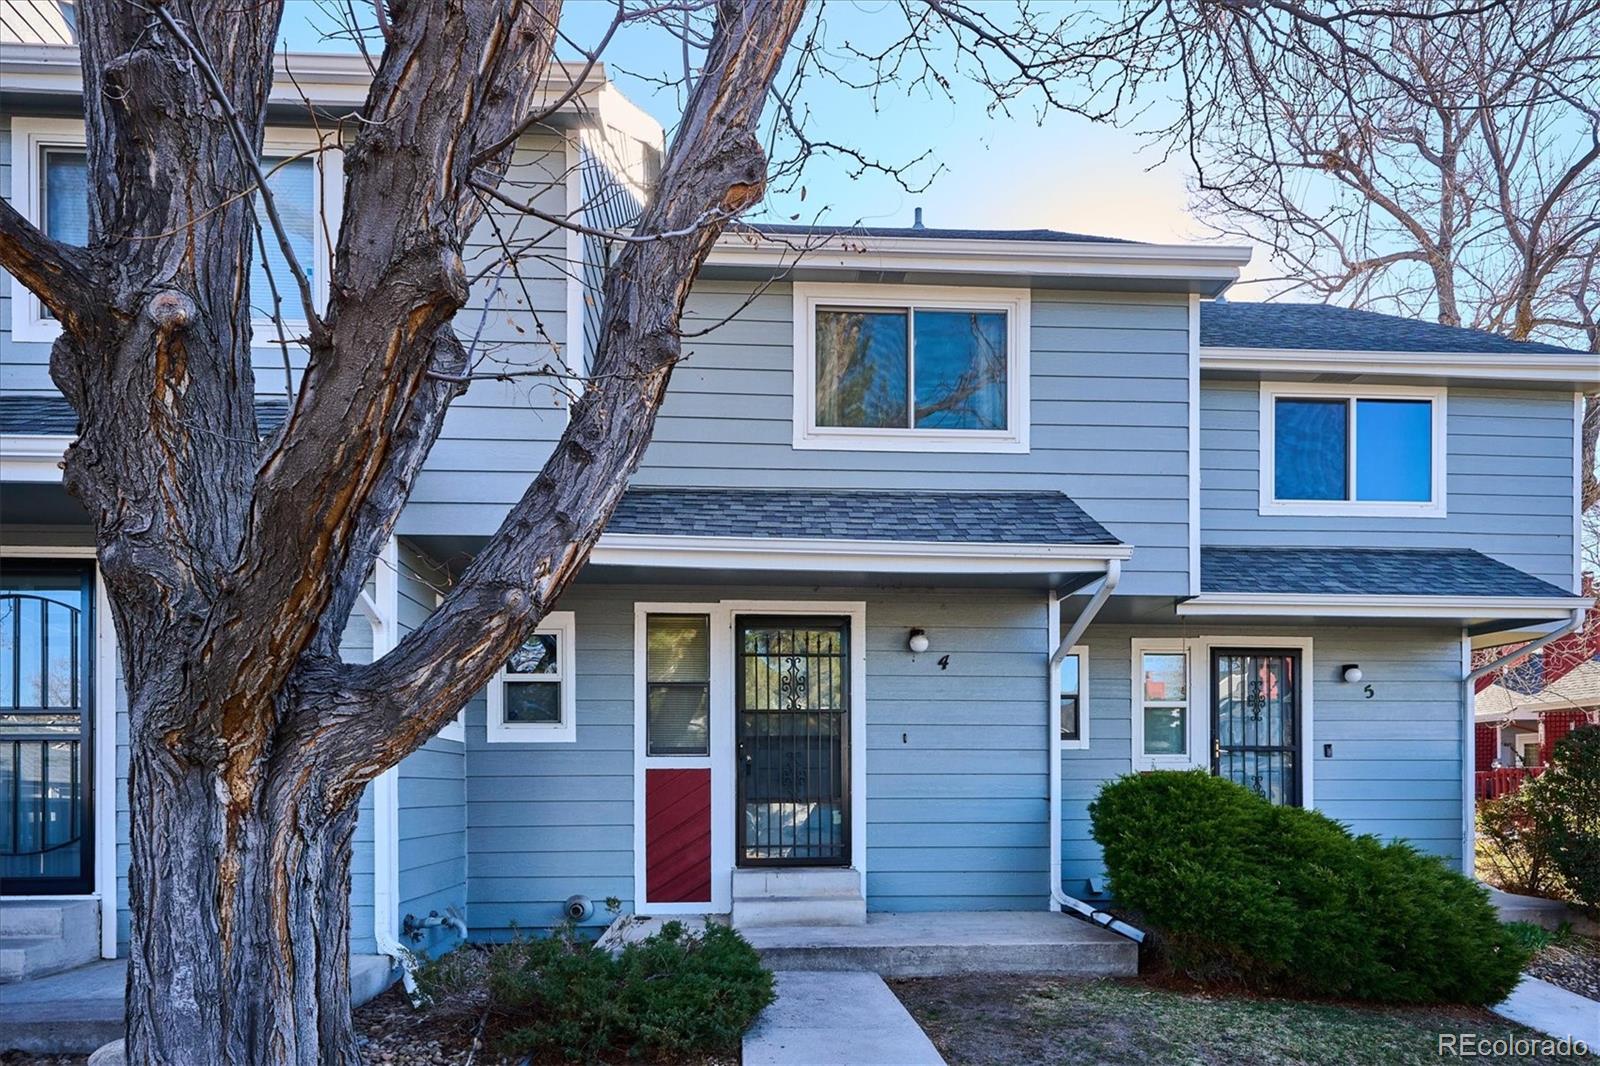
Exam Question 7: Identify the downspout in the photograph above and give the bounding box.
[1459,606,1587,877]
[1047,561,1144,943]
[364,540,424,1001]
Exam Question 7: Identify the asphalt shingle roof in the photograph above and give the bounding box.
[610,488,1122,546]
[742,222,1136,245]
[1201,546,1575,599]
[0,395,288,435]
[1200,301,1589,356]
[1479,658,1600,718]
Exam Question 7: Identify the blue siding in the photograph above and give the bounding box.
[1201,380,1578,591]
[1059,624,1466,894]
[395,541,468,957]
[340,599,379,955]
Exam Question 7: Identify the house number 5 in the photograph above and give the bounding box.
[1363,684,1375,699]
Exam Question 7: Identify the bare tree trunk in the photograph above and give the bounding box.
[124,708,363,1065]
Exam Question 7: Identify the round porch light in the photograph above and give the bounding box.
[908,628,930,654]
[1342,664,1363,684]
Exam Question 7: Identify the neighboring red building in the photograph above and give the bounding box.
[1476,657,1600,771]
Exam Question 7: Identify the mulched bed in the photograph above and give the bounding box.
[891,974,1589,1066]
[1527,934,1600,1000]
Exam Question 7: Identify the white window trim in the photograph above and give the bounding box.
[631,599,868,916]
[1129,635,1316,808]
[1258,380,1447,518]
[7,117,342,347]
[791,282,1030,453]
[486,610,577,743]
[1130,638,1199,770]
[1060,643,1091,750]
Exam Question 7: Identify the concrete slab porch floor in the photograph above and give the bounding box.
[741,910,1139,978]
[0,954,395,1055]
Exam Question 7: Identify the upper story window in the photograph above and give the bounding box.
[793,283,1030,453]
[8,118,339,345]
[1260,381,1446,518]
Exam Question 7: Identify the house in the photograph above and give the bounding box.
[1477,657,1600,770]
[2,22,1595,989]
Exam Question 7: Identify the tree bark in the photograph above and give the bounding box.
[0,0,808,1061]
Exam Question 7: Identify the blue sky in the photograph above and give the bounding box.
[279,2,1239,265]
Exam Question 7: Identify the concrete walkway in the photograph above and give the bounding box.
[1492,976,1600,1048]
[743,970,945,1066]
[0,954,394,1055]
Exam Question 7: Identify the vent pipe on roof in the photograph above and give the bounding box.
[912,207,925,229]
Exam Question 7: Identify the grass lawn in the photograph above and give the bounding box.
[891,975,1589,1065]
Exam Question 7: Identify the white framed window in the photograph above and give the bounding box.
[1259,381,1447,518]
[486,610,576,743]
[644,612,712,757]
[1059,644,1089,749]
[792,282,1030,453]
[1130,639,1200,771]
[7,118,341,346]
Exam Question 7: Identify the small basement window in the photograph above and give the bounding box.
[1262,382,1446,517]
[793,283,1029,453]
[487,611,576,743]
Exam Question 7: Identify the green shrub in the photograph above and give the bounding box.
[1540,725,1600,913]
[1477,787,1564,899]
[1089,770,1529,1004]
[418,920,774,1062]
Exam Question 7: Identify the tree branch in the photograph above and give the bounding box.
[0,197,99,335]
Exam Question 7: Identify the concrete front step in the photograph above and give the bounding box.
[732,867,867,928]
[0,900,100,982]
[741,910,1140,978]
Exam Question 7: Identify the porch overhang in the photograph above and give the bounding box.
[591,532,1130,577]
[1176,592,1588,628]
[1186,546,1588,631]
[584,487,1131,585]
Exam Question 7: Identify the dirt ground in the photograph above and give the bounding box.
[1528,934,1600,1001]
[890,974,1590,1066]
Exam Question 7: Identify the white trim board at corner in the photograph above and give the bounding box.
[1177,594,1591,619]
[592,533,1131,573]
[1201,347,1600,387]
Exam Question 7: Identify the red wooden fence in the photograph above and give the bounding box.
[1475,766,1545,801]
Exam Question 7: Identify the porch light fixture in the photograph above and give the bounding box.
[908,628,930,654]
[1342,664,1363,683]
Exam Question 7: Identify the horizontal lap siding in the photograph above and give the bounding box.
[1,116,52,395]
[402,133,570,533]
[396,541,468,955]
[621,286,1193,598]
[340,605,379,955]
[462,583,1055,934]
[1060,624,1465,896]
[1201,381,1577,590]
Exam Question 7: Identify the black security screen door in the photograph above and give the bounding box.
[1211,649,1301,807]
[736,617,849,866]
[1,562,95,895]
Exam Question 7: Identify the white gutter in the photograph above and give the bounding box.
[1046,561,1144,943]
[1459,607,1587,876]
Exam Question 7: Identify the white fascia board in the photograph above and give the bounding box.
[707,234,1250,290]
[592,533,1132,574]
[0,433,69,481]
[1201,346,1600,387]
[0,43,608,113]
[1177,593,1591,619]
